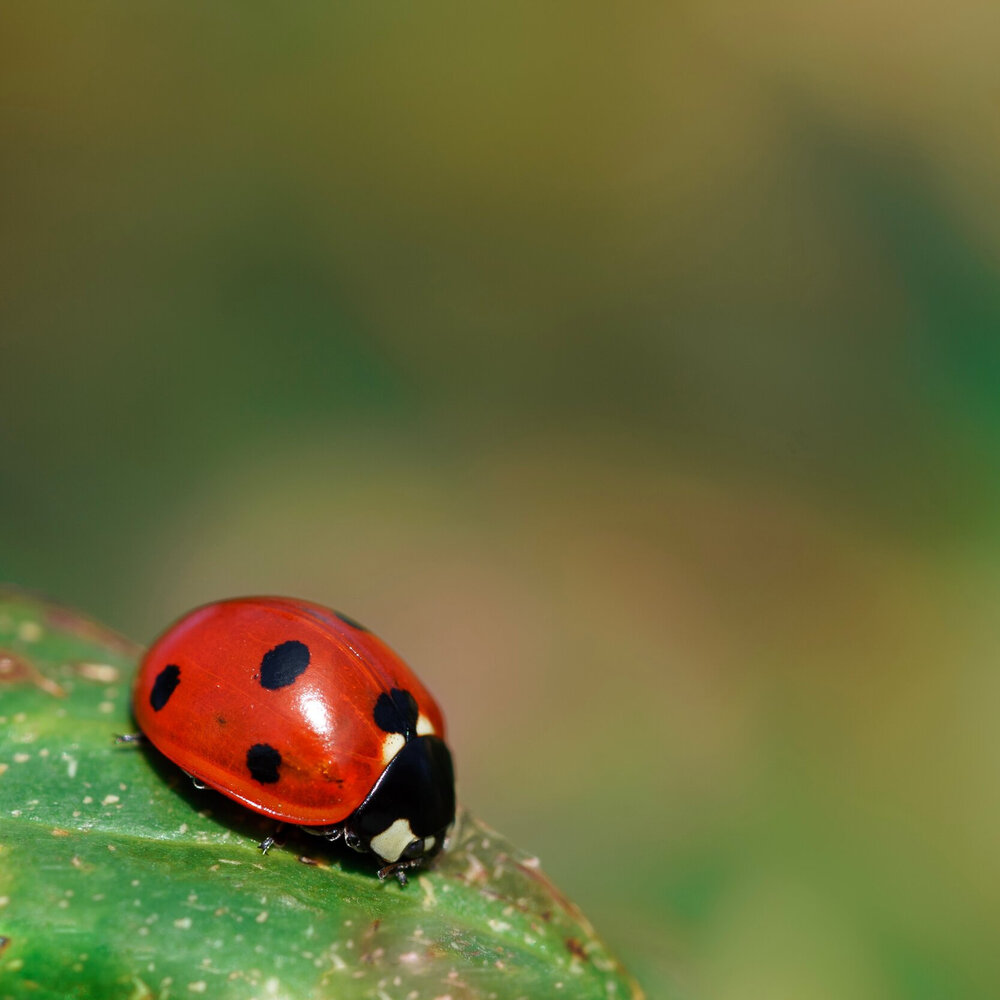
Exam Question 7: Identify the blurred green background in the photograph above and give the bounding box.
[3,3,1000,997]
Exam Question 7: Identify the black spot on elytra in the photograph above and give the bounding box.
[246,743,282,783]
[373,687,419,737]
[259,640,310,690]
[334,610,370,632]
[150,664,181,711]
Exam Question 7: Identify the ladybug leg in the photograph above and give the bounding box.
[377,858,422,885]
[259,823,285,855]
[114,733,145,745]
[298,823,343,843]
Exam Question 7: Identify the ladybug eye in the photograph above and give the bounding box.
[402,838,426,859]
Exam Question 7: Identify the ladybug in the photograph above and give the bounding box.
[131,597,455,883]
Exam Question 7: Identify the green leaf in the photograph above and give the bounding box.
[0,587,645,1000]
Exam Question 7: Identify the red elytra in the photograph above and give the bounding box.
[133,597,447,826]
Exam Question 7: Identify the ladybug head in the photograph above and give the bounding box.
[343,733,456,881]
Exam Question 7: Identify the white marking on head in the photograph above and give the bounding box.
[416,713,435,736]
[424,836,435,851]
[381,732,405,767]
[370,818,415,863]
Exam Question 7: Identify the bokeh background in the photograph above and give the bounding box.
[3,4,1000,997]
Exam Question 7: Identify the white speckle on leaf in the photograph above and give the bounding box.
[77,662,120,683]
[18,620,42,642]
[463,853,487,883]
[98,701,114,714]
[419,875,436,909]
[187,981,207,993]
[256,911,268,924]
[174,917,192,930]
[13,753,30,764]
[102,794,119,806]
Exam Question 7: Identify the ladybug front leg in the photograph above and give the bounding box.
[377,858,423,886]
